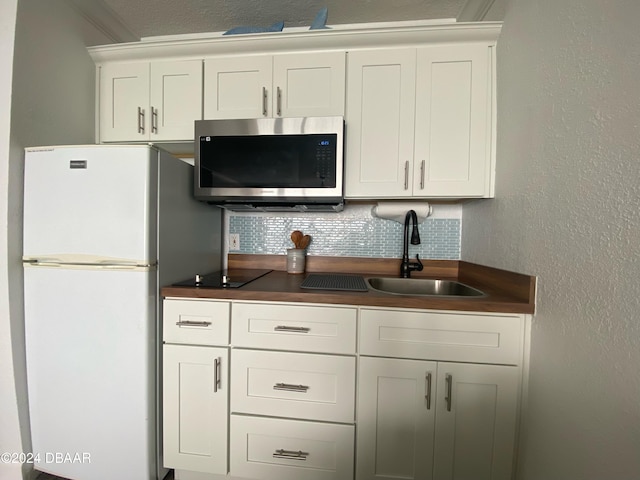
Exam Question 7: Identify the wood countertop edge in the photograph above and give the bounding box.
[162,255,535,314]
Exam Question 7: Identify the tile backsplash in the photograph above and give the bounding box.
[227,203,461,260]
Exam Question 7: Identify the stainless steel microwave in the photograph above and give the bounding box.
[194,116,344,212]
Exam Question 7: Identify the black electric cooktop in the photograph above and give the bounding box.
[172,269,272,289]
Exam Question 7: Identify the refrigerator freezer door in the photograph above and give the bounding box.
[24,265,158,480]
[23,145,157,264]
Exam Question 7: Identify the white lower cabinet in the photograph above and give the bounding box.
[163,299,526,480]
[356,357,437,480]
[356,357,520,480]
[230,415,355,480]
[356,307,524,480]
[163,344,228,475]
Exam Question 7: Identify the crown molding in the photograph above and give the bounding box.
[66,0,139,44]
[457,0,497,22]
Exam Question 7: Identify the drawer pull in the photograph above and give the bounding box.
[273,383,309,393]
[273,449,309,461]
[176,320,212,327]
[274,325,310,333]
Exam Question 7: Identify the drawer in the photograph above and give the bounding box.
[163,299,230,345]
[230,415,354,480]
[231,302,357,354]
[231,349,356,423]
[360,308,524,365]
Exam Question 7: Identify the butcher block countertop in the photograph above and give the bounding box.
[161,254,536,314]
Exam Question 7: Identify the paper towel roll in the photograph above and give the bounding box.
[371,201,432,224]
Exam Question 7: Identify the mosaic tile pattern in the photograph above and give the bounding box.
[228,205,461,260]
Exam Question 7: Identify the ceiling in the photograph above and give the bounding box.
[69,0,506,45]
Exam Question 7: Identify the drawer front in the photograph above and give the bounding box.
[230,415,354,480]
[163,299,230,345]
[231,302,357,354]
[360,308,524,365]
[231,349,356,423]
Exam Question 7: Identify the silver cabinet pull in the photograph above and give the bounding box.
[425,372,432,410]
[276,87,282,116]
[274,325,310,333]
[445,373,452,412]
[273,383,309,393]
[137,107,145,134]
[273,449,309,461]
[404,161,409,190]
[175,320,212,327]
[214,357,221,393]
[420,160,425,189]
[151,106,158,134]
[262,87,268,116]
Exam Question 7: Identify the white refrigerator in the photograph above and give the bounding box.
[22,144,222,480]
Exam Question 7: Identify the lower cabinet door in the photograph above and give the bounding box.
[433,362,520,480]
[230,415,355,480]
[356,356,437,480]
[163,344,228,474]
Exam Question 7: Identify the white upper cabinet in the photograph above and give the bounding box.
[345,48,417,198]
[414,44,493,197]
[204,52,346,119]
[99,60,203,142]
[345,42,496,199]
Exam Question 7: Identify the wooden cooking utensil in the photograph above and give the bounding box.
[299,235,311,249]
[290,230,303,248]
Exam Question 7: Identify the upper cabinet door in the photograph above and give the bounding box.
[204,56,273,119]
[273,51,346,118]
[204,52,345,120]
[149,60,203,141]
[345,48,417,198]
[99,60,202,142]
[100,62,149,142]
[414,44,493,197]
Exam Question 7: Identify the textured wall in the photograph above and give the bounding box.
[461,1,640,478]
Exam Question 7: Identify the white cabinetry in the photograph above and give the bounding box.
[345,43,495,199]
[163,344,228,475]
[99,60,202,142]
[162,299,230,475]
[229,301,357,480]
[161,296,525,480]
[204,52,346,119]
[356,308,523,480]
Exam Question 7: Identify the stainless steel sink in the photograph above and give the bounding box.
[366,277,485,297]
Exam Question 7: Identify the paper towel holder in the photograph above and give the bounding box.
[371,201,432,224]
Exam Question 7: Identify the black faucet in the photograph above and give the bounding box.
[400,210,424,278]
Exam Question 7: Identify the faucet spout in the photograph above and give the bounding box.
[400,210,424,278]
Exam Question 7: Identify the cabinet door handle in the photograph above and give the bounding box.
[276,86,282,116]
[404,161,409,190]
[445,373,452,412]
[425,372,432,410]
[273,449,309,461]
[262,87,268,116]
[420,160,425,190]
[175,320,212,327]
[137,107,145,134]
[274,325,310,333]
[273,383,309,393]
[151,106,158,134]
[214,357,221,393]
